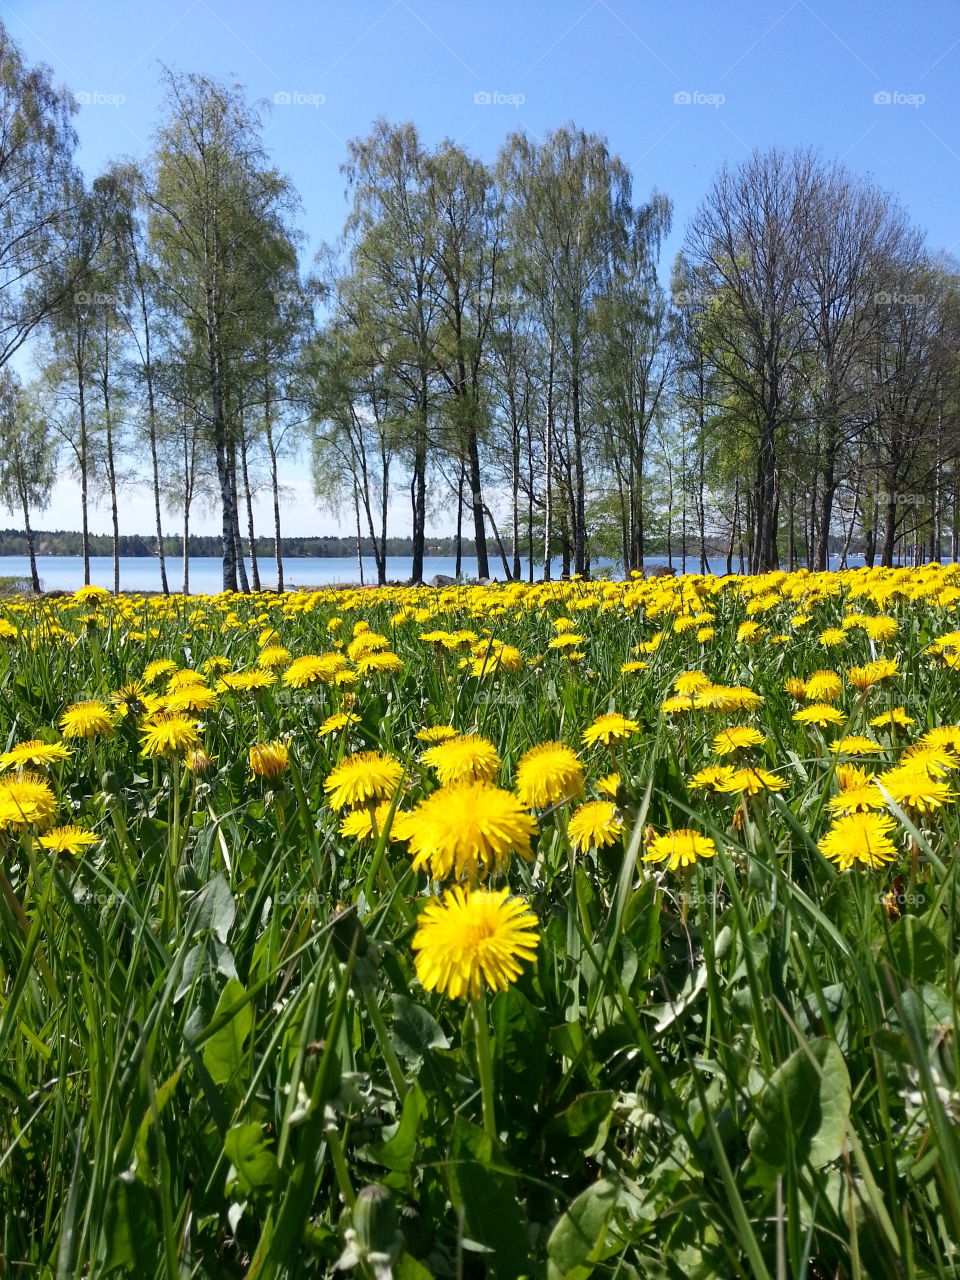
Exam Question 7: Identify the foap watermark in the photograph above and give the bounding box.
[474,90,525,107]
[874,290,925,307]
[874,90,925,108]
[877,890,924,908]
[273,91,325,107]
[271,889,322,906]
[74,90,126,108]
[876,491,925,508]
[73,291,120,308]
[674,90,725,107]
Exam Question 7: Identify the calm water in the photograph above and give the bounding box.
[0,552,863,594]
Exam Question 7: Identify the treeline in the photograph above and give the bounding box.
[0,530,483,559]
[0,22,956,594]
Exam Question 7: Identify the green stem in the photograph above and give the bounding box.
[471,996,497,1142]
[325,1124,356,1210]
[362,987,407,1101]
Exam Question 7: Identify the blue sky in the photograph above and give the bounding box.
[5,0,959,536]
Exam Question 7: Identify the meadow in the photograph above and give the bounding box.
[0,567,958,1279]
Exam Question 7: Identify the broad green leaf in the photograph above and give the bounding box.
[370,1082,427,1179]
[884,916,947,985]
[103,1174,160,1273]
[225,1121,279,1197]
[390,994,450,1066]
[749,1038,851,1171]
[547,1178,627,1280]
[192,873,236,942]
[202,977,252,1089]
[445,1118,529,1279]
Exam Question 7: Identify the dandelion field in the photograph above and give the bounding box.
[1,569,960,1278]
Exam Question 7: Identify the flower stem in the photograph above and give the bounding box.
[471,995,497,1142]
[362,986,407,1101]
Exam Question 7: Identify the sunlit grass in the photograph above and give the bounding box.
[0,568,958,1277]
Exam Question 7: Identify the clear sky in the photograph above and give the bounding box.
[5,0,959,537]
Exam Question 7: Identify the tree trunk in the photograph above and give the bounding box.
[182,507,190,594]
[410,383,428,584]
[239,429,261,591]
[228,437,250,593]
[20,486,40,593]
[78,378,91,587]
[142,309,169,595]
[467,426,489,580]
[570,359,587,575]
[543,340,554,581]
[881,489,898,567]
[266,426,284,592]
[454,460,465,579]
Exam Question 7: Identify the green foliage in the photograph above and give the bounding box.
[0,576,958,1277]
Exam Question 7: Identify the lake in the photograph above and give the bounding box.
[0,552,864,594]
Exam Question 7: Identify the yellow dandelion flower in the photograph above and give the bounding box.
[918,726,960,752]
[847,659,899,690]
[0,740,71,772]
[877,767,956,814]
[695,685,764,712]
[324,751,404,811]
[339,801,412,843]
[347,632,391,661]
[829,736,884,757]
[514,742,584,808]
[827,782,885,815]
[899,744,959,777]
[582,713,640,748]
[819,628,846,647]
[597,771,621,798]
[421,734,500,786]
[690,764,737,792]
[258,645,291,670]
[140,714,201,759]
[818,812,897,870]
[37,825,99,855]
[568,800,624,852]
[165,684,218,714]
[712,726,765,756]
[60,701,114,739]
[216,669,277,693]
[355,651,404,676]
[674,671,712,695]
[793,703,846,728]
[249,740,290,779]
[412,886,540,1000]
[318,712,362,737]
[643,828,717,871]
[415,725,459,744]
[736,621,765,643]
[717,767,788,795]
[547,633,585,650]
[804,671,842,702]
[283,653,348,689]
[0,772,57,829]
[406,781,537,882]
[870,708,915,729]
[863,616,898,642]
[167,668,206,690]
